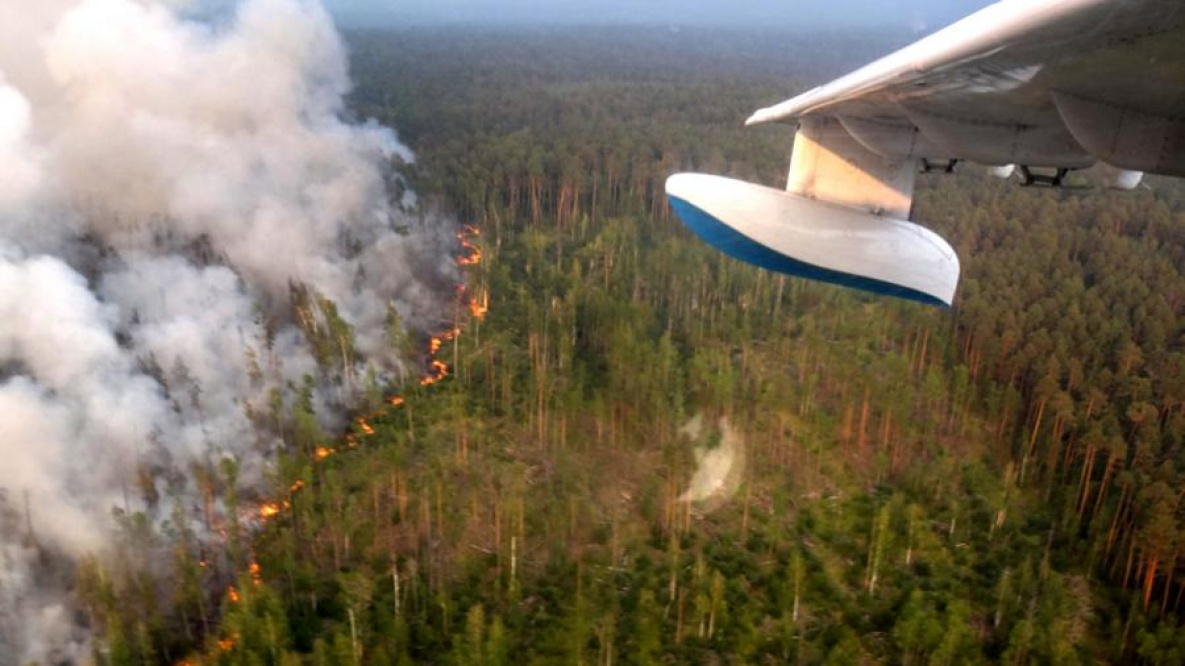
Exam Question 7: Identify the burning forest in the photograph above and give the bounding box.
[0,0,466,661]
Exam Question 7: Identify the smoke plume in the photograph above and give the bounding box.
[0,0,452,661]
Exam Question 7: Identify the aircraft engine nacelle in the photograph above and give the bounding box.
[666,173,960,307]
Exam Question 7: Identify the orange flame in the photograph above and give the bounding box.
[419,326,461,386]
[249,561,262,586]
[469,291,489,320]
[420,359,449,386]
[456,226,483,266]
[249,223,488,581]
[457,245,482,266]
[227,586,241,603]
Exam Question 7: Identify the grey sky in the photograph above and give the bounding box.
[326,0,996,30]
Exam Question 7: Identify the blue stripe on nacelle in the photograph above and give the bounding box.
[668,195,949,308]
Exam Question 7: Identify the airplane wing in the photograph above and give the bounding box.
[666,0,1185,307]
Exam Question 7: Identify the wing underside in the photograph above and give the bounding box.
[747,0,1185,177]
[665,0,1185,307]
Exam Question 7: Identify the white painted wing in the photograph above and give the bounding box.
[746,0,1185,177]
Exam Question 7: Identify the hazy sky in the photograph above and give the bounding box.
[326,0,996,30]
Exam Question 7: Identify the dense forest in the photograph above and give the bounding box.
[78,27,1182,664]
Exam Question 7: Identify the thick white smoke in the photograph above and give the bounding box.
[0,78,42,208]
[0,0,452,661]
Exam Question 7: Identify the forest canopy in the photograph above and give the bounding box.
[73,26,1183,665]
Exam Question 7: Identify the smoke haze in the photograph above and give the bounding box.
[0,0,452,661]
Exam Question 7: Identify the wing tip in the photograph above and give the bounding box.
[746,103,811,127]
[744,111,768,127]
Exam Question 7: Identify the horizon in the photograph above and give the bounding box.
[325,0,995,31]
